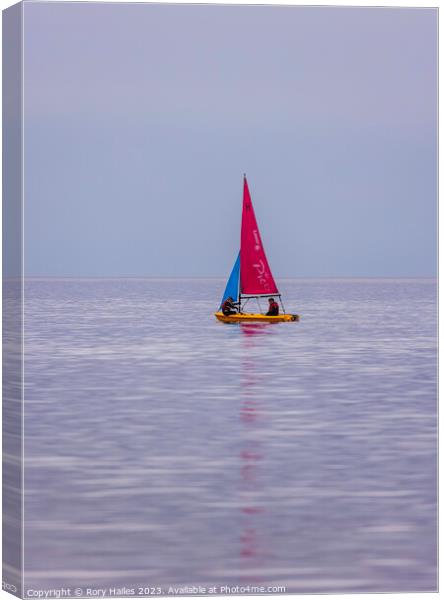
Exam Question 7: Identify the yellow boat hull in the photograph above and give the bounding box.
[214,312,299,323]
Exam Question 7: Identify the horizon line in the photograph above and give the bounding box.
[16,275,438,280]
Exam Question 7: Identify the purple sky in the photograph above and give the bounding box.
[23,3,437,277]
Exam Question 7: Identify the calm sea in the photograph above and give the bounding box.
[22,278,437,594]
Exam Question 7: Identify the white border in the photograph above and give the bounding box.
[0,2,439,600]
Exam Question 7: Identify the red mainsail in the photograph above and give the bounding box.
[240,176,279,296]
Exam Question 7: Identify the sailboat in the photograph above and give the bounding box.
[215,175,299,323]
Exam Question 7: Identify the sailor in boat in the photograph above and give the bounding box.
[266,298,279,316]
[221,296,238,316]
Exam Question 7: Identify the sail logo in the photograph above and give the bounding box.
[252,259,270,290]
[253,230,261,251]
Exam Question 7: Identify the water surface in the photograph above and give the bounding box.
[23,278,437,594]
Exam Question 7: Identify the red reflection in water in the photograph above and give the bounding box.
[240,323,273,337]
[240,527,260,558]
[241,400,260,424]
[238,323,274,584]
[240,450,263,461]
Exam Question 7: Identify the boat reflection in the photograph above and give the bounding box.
[239,322,274,336]
[238,323,273,584]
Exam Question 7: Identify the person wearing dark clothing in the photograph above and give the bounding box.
[266,297,279,316]
[222,296,238,316]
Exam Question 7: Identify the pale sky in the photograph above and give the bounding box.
[23,2,437,277]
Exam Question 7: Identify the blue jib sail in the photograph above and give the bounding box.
[220,252,240,308]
